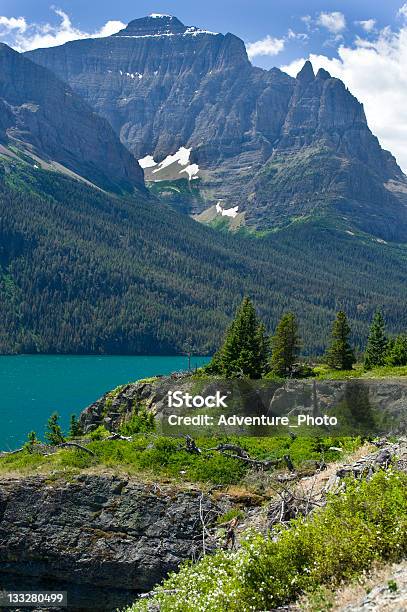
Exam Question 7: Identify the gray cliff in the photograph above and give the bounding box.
[26,16,407,238]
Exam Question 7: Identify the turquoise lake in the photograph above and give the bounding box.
[0,355,210,451]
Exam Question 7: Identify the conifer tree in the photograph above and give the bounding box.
[386,334,407,367]
[325,311,355,370]
[270,312,301,377]
[206,297,269,378]
[69,414,83,438]
[364,310,388,370]
[24,431,38,453]
[45,412,65,445]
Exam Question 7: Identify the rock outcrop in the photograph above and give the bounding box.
[0,43,144,192]
[0,473,222,610]
[79,375,407,436]
[343,561,407,611]
[26,16,407,239]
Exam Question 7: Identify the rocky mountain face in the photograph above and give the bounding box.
[0,43,144,192]
[26,15,407,239]
[27,14,288,211]
[247,62,407,239]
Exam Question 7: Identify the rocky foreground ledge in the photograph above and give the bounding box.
[0,440,405,611]
[0,474,223,610]
[1,372,406,611]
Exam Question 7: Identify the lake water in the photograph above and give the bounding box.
[0,355,210,451]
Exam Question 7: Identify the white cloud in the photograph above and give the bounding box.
[317,12,346,34]
[398,4,407,19]
[0,8,125,52]
[246,35,285,59]
[301,15,312,29]
[357,19,376,33]
[281,24,407,173]
[0,16,27,33]
[95,20,125,38]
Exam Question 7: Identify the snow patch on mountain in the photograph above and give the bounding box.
[216,201,239,218]
[153,147,192,173]
[138,155,157,169]
[140,147,200,180]
[180,164,199,180]
[184,27,218,36]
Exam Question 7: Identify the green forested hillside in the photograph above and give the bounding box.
[1,160,407,355]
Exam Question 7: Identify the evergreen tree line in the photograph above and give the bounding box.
[206,298,407,378]
[25,413,83,452]
[1,162,407,356]
[363,310,407,370]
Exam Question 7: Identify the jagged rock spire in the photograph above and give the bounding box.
[296,60,315,83]
[316,67,331,80]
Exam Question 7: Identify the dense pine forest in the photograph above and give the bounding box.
[1,159,407,356]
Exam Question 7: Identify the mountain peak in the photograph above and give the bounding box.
[296,60,315,83]
[114,15,188,37]
[113,15,219,38]
[316,67,331,80]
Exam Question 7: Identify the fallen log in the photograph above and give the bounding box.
[56,442,95,456]
[106,433,133,441]
[0,447,24,457]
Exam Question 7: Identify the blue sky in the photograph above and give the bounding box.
[0,1,405,67]
[2,1,407,171]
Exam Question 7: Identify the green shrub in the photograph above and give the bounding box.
[262,370,285,382]
[242,470,407,609]
[119,408,155,435]
[127,470,407,611]
[216,508,245,524]
[56,449,95,469]
[44,412,65,445]
[0,450,45,471]
[89,425,110,441]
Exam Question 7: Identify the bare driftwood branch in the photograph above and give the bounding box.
[1,441,95,458]
[206,444,250,458]
[204,441,294,471]
[185,435,202,454]
[106,433,133,441]
[56,442,95,456]
[0,447,25,457]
